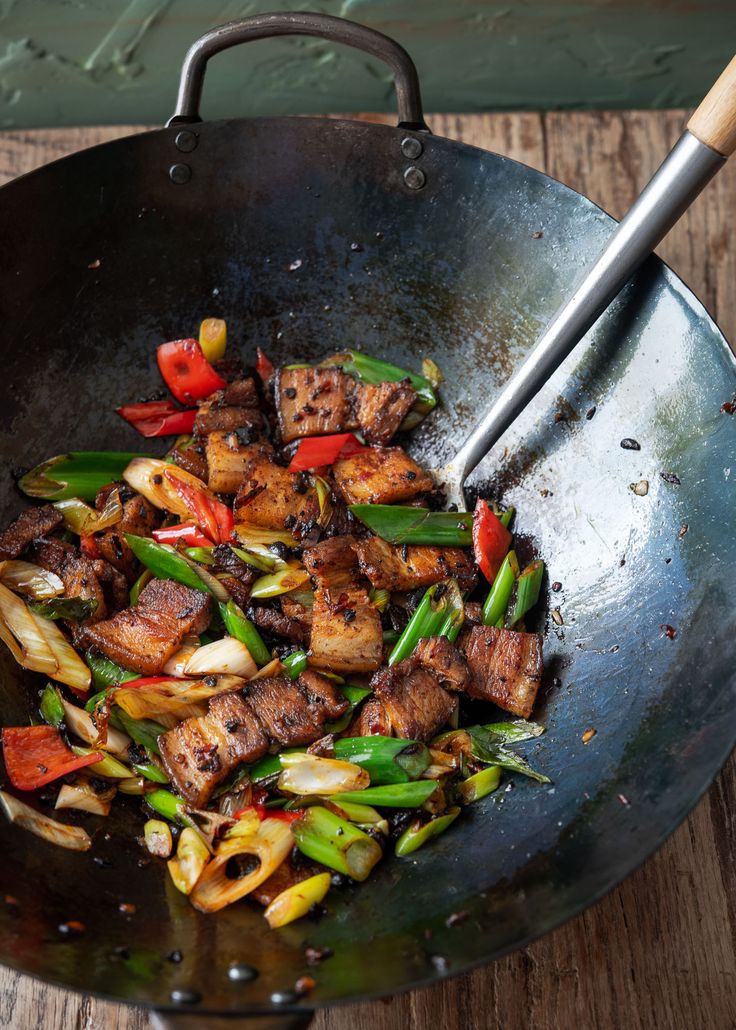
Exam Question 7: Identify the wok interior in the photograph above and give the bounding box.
[0,117,734,1011]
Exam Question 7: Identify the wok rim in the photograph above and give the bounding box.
[0,114,734,1016]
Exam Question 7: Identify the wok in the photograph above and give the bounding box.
[0,13,734,1028]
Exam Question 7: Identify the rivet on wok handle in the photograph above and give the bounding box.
[174,130,198,153]
[166,12,429,132]
[401,136,423,159]
[169,163,192,185]
[404,166,426,190]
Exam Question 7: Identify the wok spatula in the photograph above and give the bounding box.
[435,56,736,510]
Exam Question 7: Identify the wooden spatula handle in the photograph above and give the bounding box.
[688,55,736,156]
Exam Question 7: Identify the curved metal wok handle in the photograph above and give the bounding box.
[168,11,428,131]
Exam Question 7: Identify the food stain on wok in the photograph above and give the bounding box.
[0,319,552,935]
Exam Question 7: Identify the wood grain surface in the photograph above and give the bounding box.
[0,113,734,1030]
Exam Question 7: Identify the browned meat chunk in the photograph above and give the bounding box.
[31,536,74,578]
[250,605,308,644]
[309,588,382,675]
[412,636,470,692]
[212,357,247,383]
[159,671,348,806]
[194,378,263,436]
[245,672,346,746]
[218,576,251,610]
[233,451,319,538]
[298,668,350,720]
[166,437,208,481]
[211,544,258,587]
[60,554,110,622]
[0,505,63,559]
[303,537,382,675]
[280,595,313,632]
[356,379,416,445]
[353,535,477,592]
[276,367,358,443]
[33,536,126,622]
[207,691,268,762]
[81,579,212,674]
[206,435,272,495]
[159,689,268,807]
[371,663,456,741]
[345,697,390,737]
[332,447,433,505]
[93,486,161,580]
[464,601,483,625]
[222,378,260,407]
[302,535,357,585]
[460,624,543,718]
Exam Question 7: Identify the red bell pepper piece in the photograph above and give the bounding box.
[1,725,102,792]
[79,535,101,559]
[117,400,180,421]
[472,499,512,583]
[117,400,197,438]
[156,338,227,406]
[164,469,233,545]
[152,522,214,547]
[267,808,304,823]
[288,433,368,472]
[255,348,274,382]
[128,411,197,438]
[234,804,303,823]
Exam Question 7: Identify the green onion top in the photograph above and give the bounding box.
[350,506,472,546]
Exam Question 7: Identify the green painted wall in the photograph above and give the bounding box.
[0,1,734,128]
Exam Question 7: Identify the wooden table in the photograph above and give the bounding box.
[0,113,734,1030]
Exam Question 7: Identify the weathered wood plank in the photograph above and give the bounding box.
[0,114,733,1030]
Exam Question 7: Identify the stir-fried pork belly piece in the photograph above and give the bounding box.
[194,378,264,437]
[159,671,348,806]
[32,537,127,621]
[166,437,208,481]
[248,670,346,745]
[412,636,471,692]
[303,536,382,674]
[0,504,64,560]
[80,579,212,675]
[356,378,416,446]
[206,434,271,495]
[331,446,434,505]
[280,595,313,632]
[233,449,320,538]
[250,605,309,645]
[159,691,267,807]
[371,662,456,741]
[276,367,358,443]
[460,624,543,719]
[211,544,258,588]
[353,534,477,593]
[302,534,357,586]
[345,696,391,737]
[364,638,470,740]
[92,484,161,580]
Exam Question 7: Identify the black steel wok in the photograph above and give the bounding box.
[0,13,734,1028]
